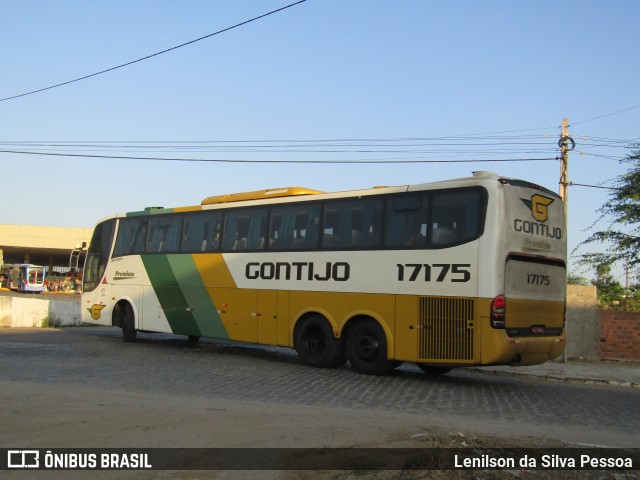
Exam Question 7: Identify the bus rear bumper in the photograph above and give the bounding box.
[481,333,565,366]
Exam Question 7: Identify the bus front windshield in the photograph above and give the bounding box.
[83,220,116,293]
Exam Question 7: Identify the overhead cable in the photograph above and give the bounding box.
[568,182,620,191]
[571,106,639,126]
[0,149,558,164]
[0,0,308,102]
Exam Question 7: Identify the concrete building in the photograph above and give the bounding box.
[0,224,93,273]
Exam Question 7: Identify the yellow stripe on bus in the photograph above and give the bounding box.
[192,254,237,288]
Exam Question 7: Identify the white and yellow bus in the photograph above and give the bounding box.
[81,171,566,375]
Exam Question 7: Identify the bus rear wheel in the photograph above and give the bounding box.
[294,315,346,368]
[346,319,393,375]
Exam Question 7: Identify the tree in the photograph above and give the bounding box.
[577,144,640,274]
[567,271,590,285]
[591,264,624,306]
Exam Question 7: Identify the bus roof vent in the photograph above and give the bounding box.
[472,171,498,178]
[144,206,164,211]
[201,187,324,205]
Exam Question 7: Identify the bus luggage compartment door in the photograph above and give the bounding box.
[504,258,565,335]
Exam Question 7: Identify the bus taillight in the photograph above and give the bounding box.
[490,294,506,329]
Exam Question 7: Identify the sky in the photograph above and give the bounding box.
[1,0,639,280]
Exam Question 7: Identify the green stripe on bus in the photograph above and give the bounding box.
[166,255,229,339]
[141,255,197,336]
[141,254,228,339]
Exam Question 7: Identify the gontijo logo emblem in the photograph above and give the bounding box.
[88,304,106,320]
[521,194,554,222]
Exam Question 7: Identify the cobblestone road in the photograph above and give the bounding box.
[1,326,639,448]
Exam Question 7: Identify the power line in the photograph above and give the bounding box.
[568,182,619,191]
[0,135,563,159]
[0,148,559,156]
[0,0,308,103]
[580,152,626,161]
[0,134,557,146]
[0,144,558,156]
[573,136,638,144]
[0,140,556,148]
[0,135,561,155]
[571,106,639,126]
[0,132,564,163]
[0,149,558,164]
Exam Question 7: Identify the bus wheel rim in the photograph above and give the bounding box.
[305,327,325,354]
[355,334,379,362]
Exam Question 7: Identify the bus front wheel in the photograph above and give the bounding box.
[346,319,393,375]
[294,315,346,368]
[121,303,137,342]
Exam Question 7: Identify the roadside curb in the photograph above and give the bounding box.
[470,367,640,389]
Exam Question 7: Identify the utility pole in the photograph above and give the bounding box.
[559,118,573,364]
[559,118,570,226]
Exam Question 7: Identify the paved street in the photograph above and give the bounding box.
[1,326,639,450]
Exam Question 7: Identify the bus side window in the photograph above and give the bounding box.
[430,190,483,247]
[147,215,182,253]
[384,194,429,248]
[270,204,321,250]
[182,211,222,252]
[223,208,268,251]
[113,217,148,257]
[322,209,340,248]
[323,199,382,249]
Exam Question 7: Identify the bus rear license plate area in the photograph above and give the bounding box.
[530,325,545,335]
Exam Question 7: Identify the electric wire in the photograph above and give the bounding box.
[0,133,564,161]
[571,106,639,126]
[0,124,633,166]
[0,0,308,102]
[0,149,558,164]
[568,182,620,191]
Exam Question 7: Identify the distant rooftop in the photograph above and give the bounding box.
[0,224,93,269]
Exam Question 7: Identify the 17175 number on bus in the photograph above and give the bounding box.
[396,263,471,282]
[527,274,550,286]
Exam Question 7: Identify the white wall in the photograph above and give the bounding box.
[0,295,81,327]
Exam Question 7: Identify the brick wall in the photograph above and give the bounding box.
[599,311,640,362]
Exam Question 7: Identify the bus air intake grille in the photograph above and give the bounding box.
[419,297,475,361]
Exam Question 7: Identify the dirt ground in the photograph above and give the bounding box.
[3,379,621,480]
